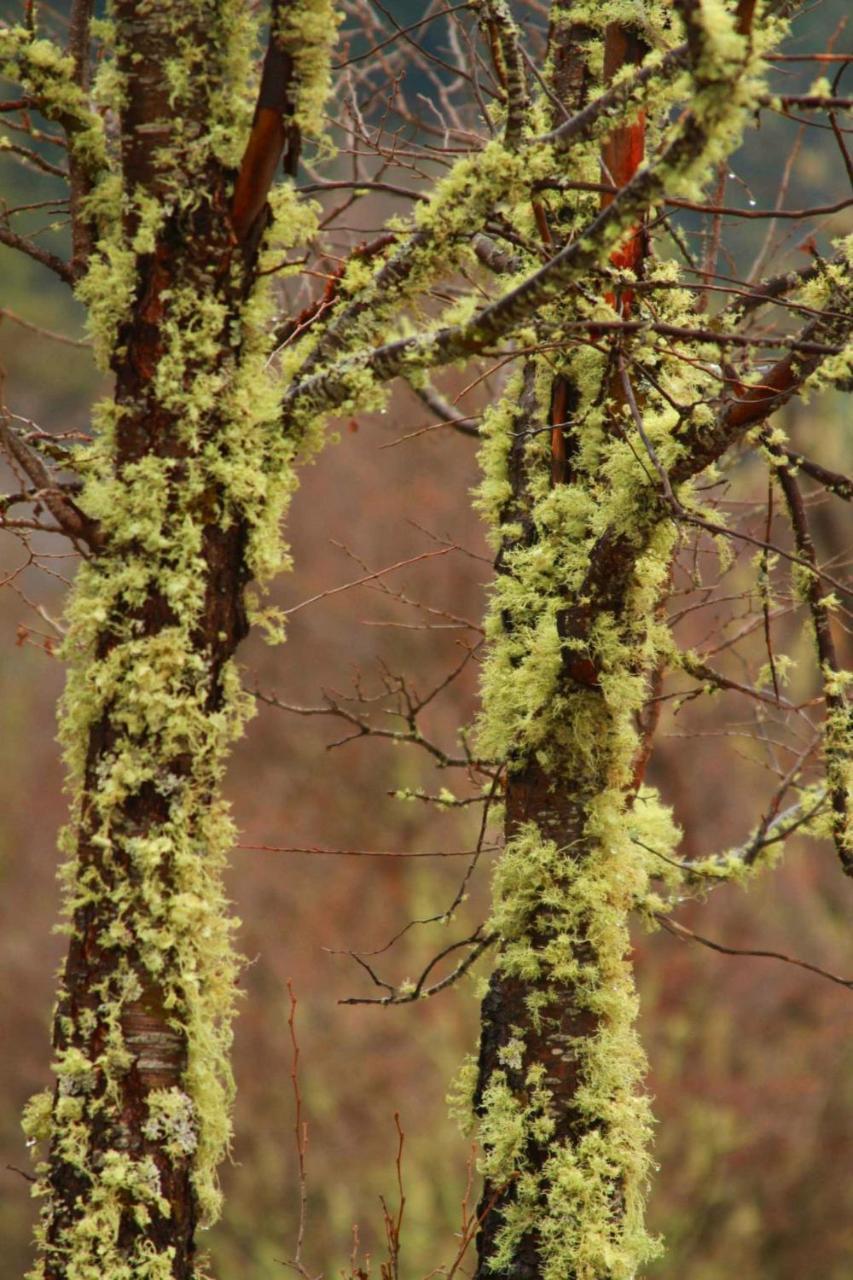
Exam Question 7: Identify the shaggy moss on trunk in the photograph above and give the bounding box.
[21,4,332,1277]
[467,5,779,1276]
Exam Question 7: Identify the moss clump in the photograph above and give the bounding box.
[275,0,341,142]
[0,27,107,174]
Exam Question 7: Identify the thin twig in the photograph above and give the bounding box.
[655,914,853,991]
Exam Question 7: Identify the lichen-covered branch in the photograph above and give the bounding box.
[281,8,783,425]
[775,465,851,872]
[476,0,531,147]
[0,17,108,278]
[452,5,838,1278]
[467,7,671,1276]
[65,0,95,274]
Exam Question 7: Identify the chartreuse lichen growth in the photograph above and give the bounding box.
[0,25,107,176]
[460,5,790,1277]
[10,0,810,1275]
[471,370,682,1271]
[20,3,334,1277]
[470,334,687,1279]
[281,0,784,438]
[275,0,341,141]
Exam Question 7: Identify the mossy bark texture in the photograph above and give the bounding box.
[471,19,658,1280]
[468,7,799,1279]
[24,4,319,1277]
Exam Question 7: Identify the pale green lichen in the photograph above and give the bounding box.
[0,26,107,176]
[10,1,816,1275]
[275,0,342,142]
[468,378,673,1274]
[461,7,788,1275]
[143,1089,199,1158]
[22,1091,54,1145]
[21,5,333,1278]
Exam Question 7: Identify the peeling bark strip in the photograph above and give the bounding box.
[231,0,302,249]
[601,23,647,313]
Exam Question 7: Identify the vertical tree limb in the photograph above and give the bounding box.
[231,0,302,253]
[66,0,95,276]
[775,465,851,873]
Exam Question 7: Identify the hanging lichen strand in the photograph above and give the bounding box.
[465,5,782,1278]
[19,4,333,1278]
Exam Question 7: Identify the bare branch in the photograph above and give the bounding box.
[0,225,73,284]
[338,927,495,1006]
[0,411,101,551]
[655,914,853,992]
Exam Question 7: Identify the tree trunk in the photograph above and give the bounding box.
[28,5,285,1275]
[473,17,659,1280]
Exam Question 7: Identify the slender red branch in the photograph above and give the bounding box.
[231,0,301,249]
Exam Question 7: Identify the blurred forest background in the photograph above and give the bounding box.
[1,1,851,1277]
